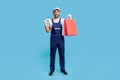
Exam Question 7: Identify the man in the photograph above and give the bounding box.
[44,7,68,76]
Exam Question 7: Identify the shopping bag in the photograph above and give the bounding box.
[64,19,78,36]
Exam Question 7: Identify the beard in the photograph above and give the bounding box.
[54,14,60,18]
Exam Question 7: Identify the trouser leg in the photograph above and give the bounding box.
[58,36,65,70]
[50,36,57,71]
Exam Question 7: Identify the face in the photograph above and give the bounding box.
[53,10,60,18]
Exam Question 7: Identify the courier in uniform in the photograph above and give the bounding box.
[44,7,71,76]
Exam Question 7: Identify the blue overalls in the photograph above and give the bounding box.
[50,18,65,71]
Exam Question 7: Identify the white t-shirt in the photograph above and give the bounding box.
[46,18,64,36]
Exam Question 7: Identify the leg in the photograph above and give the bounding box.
[58,36,65,70]
[50,36,57,71]
[58,37,68,75]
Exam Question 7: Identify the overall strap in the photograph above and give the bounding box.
[59,18,61,23]
[51,18,54,23]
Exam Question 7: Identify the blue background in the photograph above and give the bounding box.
[0,0,120,80]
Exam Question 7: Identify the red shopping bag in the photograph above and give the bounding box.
[64,19,78,36]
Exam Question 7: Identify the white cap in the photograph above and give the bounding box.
[53,7,60,11]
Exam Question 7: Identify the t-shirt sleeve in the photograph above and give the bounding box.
[61,18,64,27]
